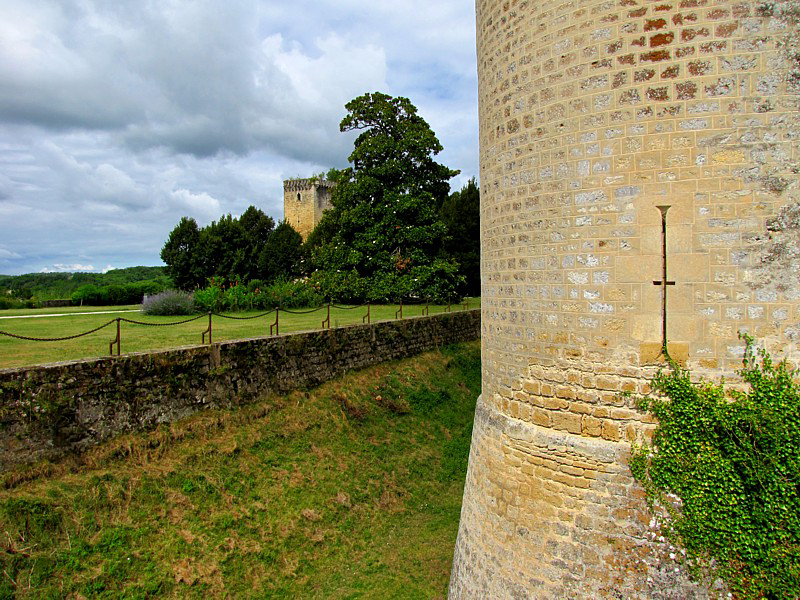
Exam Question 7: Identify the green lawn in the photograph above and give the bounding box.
[0,342,480,599]
[0,300,479,370]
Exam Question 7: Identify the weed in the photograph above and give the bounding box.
[0,497,62,538]
[334,392,369,421]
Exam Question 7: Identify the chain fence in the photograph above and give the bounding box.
[0,300,475,358]
[0,319,119,342]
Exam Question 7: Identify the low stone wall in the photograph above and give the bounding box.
[0,310,480,470]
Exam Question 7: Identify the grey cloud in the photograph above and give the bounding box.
[0,247,21,260]
[0,0,477,275]
[0,1,388,162]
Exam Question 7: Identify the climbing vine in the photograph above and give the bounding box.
[631,336,800,598]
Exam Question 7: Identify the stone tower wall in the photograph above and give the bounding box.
[451,0,800,597]
[283,178,335,239]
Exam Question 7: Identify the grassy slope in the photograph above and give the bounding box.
[0,342,480,599]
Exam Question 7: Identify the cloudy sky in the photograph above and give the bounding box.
[0,0,478,275]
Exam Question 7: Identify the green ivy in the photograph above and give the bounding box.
[631,336,800,598]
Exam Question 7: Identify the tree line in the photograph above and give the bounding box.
[0,267,170,308]
[161,92,480,304]
[160,208,302,291]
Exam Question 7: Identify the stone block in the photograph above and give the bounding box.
[596,375,619,391]
[582,416,603,437]
[615,255,661,283]
[531,408,552,428]
[601,420,621,442]
[542,396,570,410]
[551,412,583,434]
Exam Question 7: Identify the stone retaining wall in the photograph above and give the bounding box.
[0,310,480,470]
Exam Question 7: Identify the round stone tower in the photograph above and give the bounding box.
[451,0,800,597]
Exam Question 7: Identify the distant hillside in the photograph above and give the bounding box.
[0,266,170,302]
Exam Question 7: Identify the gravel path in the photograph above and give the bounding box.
[0,309,140,320]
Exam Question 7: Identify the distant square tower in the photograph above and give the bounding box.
[283,178,335,240]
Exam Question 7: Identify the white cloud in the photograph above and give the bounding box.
[40,263,97,272]
[266,32,387,110]
[171,188,222,220]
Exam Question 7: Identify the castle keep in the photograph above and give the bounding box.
[283,178,335,239]
[451,0,800,597]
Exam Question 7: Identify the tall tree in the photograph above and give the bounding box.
[441,178,480,297]
[161,206,277,289]
[160,217,203,290]
[196,214,246,282]
[311,92,462,302]
[259,221,302,282]
[239,206,275,281]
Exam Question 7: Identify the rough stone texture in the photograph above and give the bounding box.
[451,0,800,597]
[283,178,335,239]
[0,310,480,470]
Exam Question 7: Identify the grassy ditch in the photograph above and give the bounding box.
[0,301,479,369]
[0,341,480,599]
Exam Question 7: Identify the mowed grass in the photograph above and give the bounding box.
[0,342,480,599]
[0,301,479,370]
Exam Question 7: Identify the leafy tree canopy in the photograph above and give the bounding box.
[161,207,282,290]
[197,214,244,285]
[258,221,303,282]
[310,92,463,303]
[160,216,203,290]
[441,178,480,297]
[340,92,457,205]
[239,206,276,281]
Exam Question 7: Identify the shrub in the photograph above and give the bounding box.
[106,284,128,305]
[71,284,109,306]
[193,283,224,313]
[223,278,251,312]
[247,279,266,293]
[141,290,196,316]
[0,296,38,310]
[631,336,800,598]
[260,278,322,309]
[308,270,368,304]
[407,260,464,304]
[308,261,463,304]
[193,277,322,312]
[71,280,168,306]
